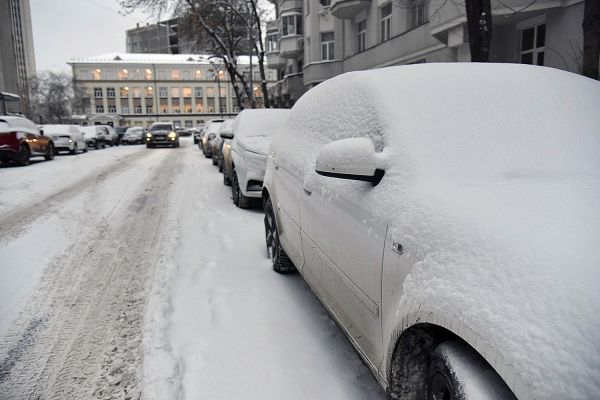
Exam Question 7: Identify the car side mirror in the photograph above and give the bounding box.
[220,131,234,139]
[39,129,44,135]
[315,138,384,185]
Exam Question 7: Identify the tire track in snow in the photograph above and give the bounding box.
[0,147,184,400]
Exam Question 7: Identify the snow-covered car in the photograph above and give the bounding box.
[122,127,146,144]
[225,109,289,208]
[211,119,233,168]
[146,122,179,148]
[80,126,108,149]
[42,124,87,154]
[199,119,224,154]
[97,125,119,146]
[262,64,600,400]
[0,116,54,166]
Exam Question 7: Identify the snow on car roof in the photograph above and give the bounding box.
[232,109,290,138]
[280,63,600,399]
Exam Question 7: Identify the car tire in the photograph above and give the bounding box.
[70,143,78,155]
[44,143,55,160]
[94,141,100,149]
[223,171,231,186]
[232,170,250,208]
[218,157,224,173]
[425,340,516,400]
[146,144,152,149]
[212,155,218,166]
[264,197,295,273]
[18,144,30,166]
[101,142,106,149]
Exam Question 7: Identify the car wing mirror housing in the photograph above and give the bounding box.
[315,137,384,185]
[220,130,234,139]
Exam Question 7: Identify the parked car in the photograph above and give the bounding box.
[115,126,128,143]
[122,127,146,144]
[193,126,204,144]
[223,109,289,208]
[212,119,233,168]
[146,122,179,148]
[221,132,233,186]
[80,126,108,149]
[177,128,193,137]
[42,124,87,154]
[261,64,600,400]
[199,119,224,151]
[0,116,55,166]
[97,125,119,146]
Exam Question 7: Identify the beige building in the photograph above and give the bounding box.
[267,0,588,107]
[68,53,277,128]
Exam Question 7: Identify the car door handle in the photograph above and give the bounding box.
[303,183,312,195]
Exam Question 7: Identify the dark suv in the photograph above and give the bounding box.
[146,122,179,148]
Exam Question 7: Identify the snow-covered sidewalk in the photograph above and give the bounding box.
[142,143,385,399]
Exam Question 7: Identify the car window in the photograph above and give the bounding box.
[150,124,172,131]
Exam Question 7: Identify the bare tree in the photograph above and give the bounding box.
[120,0,273,109]
[28,72,78,124]
[582,0,600,79]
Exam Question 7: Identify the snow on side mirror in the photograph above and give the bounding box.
[315,138,384,185]
[220,129,234,140]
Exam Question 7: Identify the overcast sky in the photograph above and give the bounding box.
[30,0,157,73]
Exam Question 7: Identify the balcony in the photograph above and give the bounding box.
[330,0,371,19]
[303,61,343,86]
[281,73,305,101]
[266,52,283,69]
[279,35,304,59]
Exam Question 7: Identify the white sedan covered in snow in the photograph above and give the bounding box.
[223,109,289,208]
[42,124,87,154]
[262,64,600,400]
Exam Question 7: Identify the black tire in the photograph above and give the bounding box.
[101,142,106,149]
[18,144,30,166]
[95,141,100,150]
[146,143,153,149]
[231,170,250,208]
[83,147,88,153]
[212,155,218,166]
[223,171,231,186]
[218,157,224,173]
[70,143,78,155]
[426,341,515,400]
[264,198,295,273]
[44,143,55,160]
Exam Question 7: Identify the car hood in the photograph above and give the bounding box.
[236,136,271,155]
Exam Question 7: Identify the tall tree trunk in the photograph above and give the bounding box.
[582,0,600,79]
[465,0,492,62]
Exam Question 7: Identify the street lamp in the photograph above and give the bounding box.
[208,56,225,118]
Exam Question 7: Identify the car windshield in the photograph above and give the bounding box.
[126,128,143,134]
[150,124,172,132]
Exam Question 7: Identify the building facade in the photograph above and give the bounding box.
[126,19,198,54]
[0,0,36,114]
[267,0,587,107]
[68,53,277,128]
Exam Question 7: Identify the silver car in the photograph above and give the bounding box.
[262,64,600,400]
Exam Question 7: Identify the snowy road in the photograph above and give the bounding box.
[0,138,385,399]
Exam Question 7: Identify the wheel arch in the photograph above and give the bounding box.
[386,313,530,400]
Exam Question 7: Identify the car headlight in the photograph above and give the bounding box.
[146,132,152,138]
[168,131,177,139]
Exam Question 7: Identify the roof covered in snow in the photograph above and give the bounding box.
[68,53,260,66]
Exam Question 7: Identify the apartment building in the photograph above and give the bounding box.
[0,0,36,114]
[68,53,277,128]
[267,0,587,107]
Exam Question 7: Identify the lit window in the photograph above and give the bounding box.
[118,69,129,80]
[145,68,153,80]
[92,69,101,80]
[120,87,129,97]
[195,70,203,80]
[171,87,180,98]
[321,32,334,61]
[521,24,545,66]
[380,3,392,42]
[207,87,215,98]
[171,69,181,79]
[132,87,141,98]
[145,87,153,97]
[183,87,192,98]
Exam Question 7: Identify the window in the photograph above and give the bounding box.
[195,87,203,98]
[320,0,330,6]
[219,87,227,97]
[94,87,103,98]
[207,98,215,113]
[207,87,215,98]
[118,69,129,80]
[195,100,204,112]
[282,14,302,36]
[521,24,545,66]
[79,69,90,80]
[146,105,153,114]
[135,105,142,114]
[410,0,427,28]
[219,98,227,113]
[120,87,129,97]
[145,87,153,97]
[145,68,153,80]
[108,105,116,113]
[95,105,104,113]
[321,32,334,61]
[266,33,279,52]
[122,106,129,114]
[171,87,180,98]
[107,87,115,98]
[380,3,392,42]
[195,70,203,80]
[185,120,193,128]
[171,69,181,80]
[357,20,367,53]
[159,87,168,98]
[92,69,101,80]
[158,70,166,80]
[183,70,191,80]
[183,87,192,98]
[132,87,141,98]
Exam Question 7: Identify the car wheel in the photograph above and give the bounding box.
[83,146,88,153]
[18,144,30,166]
[44,143,55,160]
[70,143,78,155]
[212,155,218,166]
[218,157,224,173]
[264,197,295,273]
[223,171,231,186]
[101,142,106,149]
[94,141,100,149]
[146,143,152,149]
[231,170,250,208]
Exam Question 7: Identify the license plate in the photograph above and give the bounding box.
[155,136,165,140]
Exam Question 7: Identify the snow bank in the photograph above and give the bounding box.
[276,63,600,399]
